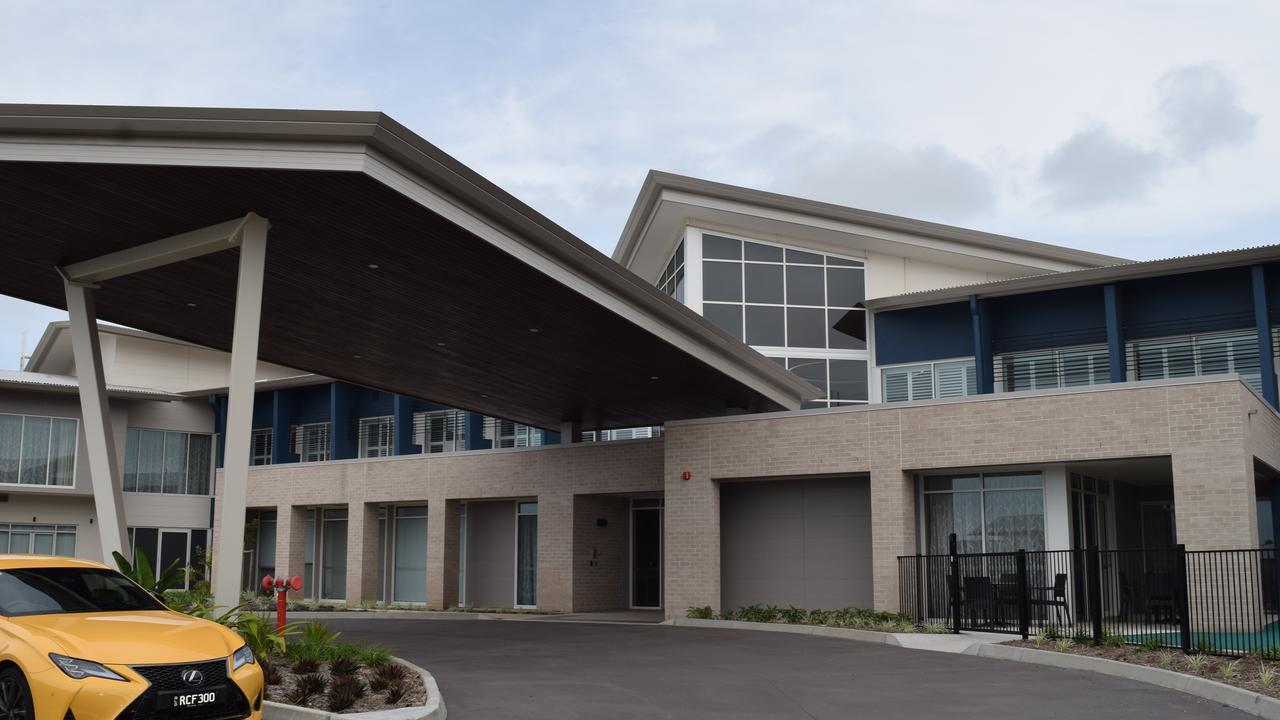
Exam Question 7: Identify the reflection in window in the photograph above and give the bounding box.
[771,356,869,408]
[0,414,77,487]
[1132,330,1261,393]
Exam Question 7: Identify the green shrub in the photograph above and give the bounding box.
[686,606,714,620]
[778,606,807,624]
[261,660,283,686]
[299,622,342,648]
[806,608,831,626]
[717,607,737,621]
[1139,635,1164,652]
[1099,632,1126,648]
[113,546,185,595]
[329,652,361,677]
[358,645,393,670]
[291,656,321,674]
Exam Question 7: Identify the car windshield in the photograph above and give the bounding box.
[0,567,166,616]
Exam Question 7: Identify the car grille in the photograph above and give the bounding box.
[115,659,250,720]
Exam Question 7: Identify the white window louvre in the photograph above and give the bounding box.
[358,416,394,458]
[412,409,468,454]
[250,428,272,466]
[908,366,933,401]
[290,422,331,463]
[936,362,973,398]
[882,368,910,403]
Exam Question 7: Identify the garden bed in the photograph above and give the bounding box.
[686,604,950,633]
[262,625,427,714]
[1007,637,1280,700]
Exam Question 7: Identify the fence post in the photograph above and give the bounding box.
[1017,549,1030,640]
[915,554,925,624]
[1173,543,1192,653]
[1087,544,1103,644]
[949,533,961,634]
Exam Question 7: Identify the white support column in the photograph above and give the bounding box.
[213,216,270,610]
[1043,464,1072,552]
[63,281,129,562]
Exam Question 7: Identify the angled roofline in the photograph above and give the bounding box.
[26,320,209,372]
[0,369,183,401]
[0,104,819,410]
[866,243,1280,311]
[612,169,1130,269]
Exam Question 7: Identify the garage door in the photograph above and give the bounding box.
[721,477,872,610]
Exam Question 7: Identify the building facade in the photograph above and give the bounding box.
[3,170,1277,622]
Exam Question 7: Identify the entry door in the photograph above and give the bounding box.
[631,500,663,608]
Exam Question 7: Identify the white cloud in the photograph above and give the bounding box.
[1157,63,1258,160]
[1040,127,1165,210]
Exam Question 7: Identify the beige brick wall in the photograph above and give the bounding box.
[572,495,629,612]
[663,377,1270,617]
[231,439,663,611]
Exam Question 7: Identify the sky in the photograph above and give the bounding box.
[0,0,1276,369]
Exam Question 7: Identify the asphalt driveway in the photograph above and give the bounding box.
[321,617,1251,719]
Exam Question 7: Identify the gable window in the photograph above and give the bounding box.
[0,414,77,487]
[770,357,869,408]
[250,428,273,466]
[881,360,976,403]
[123,429,213,495]
[358,416,394,458]
[657,240,685,302]
[290,422,331,463]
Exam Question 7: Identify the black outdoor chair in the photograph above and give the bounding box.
[1030,573,1071,627]
[1145,571,1176,623]
[963,576,996,628]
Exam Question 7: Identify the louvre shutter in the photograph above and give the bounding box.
[908,367,933,401]
[882,368,910,403]
[936,362,974,398]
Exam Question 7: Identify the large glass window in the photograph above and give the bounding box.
[320,508,347,600]
[122,429,213,495]
[924,473,1044,554]
[290,422,331,463]
[358,416,393,458]
[768,357,869,408]
[882,360,976,403]
[414,410,467,453]
[657,240,685,303]
[255,511,277,584]
[701,234,866,351]
[392,506,428,603]
[0,523,76,556]
[1132,330,1261,393]
[516,502,538,607]
[0,414,77,487]
[126,525,208,590]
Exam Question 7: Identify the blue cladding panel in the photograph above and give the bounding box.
[350,384,395,418]
[331,383,354,460]
[874,302,973,365]
[288,384,332,423]
[393,395,413,456]
[251,391,273,428]
[988,286,1106,353]
[1122,267,1254,339]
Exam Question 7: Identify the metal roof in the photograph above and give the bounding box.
[867,243,1280,311]
[0,369,182,401]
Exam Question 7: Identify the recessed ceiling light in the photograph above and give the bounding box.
[353,354,363,359]
[186,302,197,308]
[649,376,660,381]
[481,394,489,398]
[367,263,379,269]
[529,328,539,333]
[436,342,447,347]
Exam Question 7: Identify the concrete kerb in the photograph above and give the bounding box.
[670,618,1280,719]
[972,644,1280,720]
[264,657,446,720]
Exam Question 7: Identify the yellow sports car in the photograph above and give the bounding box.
[0,555,263,720]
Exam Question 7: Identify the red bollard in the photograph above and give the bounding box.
[262,575,304,633]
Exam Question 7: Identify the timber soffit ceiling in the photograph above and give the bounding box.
[0,104,818,430]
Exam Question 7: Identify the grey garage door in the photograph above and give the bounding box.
[721,477,872,610]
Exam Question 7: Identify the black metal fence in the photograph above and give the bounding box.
[898,538,1280,656]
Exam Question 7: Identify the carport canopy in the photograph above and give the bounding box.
[0,104,817,608]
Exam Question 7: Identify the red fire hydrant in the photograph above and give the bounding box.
[261,574,304,633]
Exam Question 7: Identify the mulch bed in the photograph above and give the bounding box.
[1007,639,1280,699]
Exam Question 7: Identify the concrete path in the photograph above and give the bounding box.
[318,617,1251,719]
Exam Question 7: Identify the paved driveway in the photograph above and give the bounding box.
[322,617,1250,720]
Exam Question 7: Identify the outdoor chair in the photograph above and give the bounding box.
[1030,573,1071,627]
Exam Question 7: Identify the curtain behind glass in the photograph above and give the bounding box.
[925,492,982,555]
[393,510,428,603]
[321,516,347,600]
[516,515,538,605]
[186,434,212,495]
[48,419,77,486]
[137,430,164,492]
[162,432,187,493]
[19,417,50,484]
[984,489,1045,552]
[0,415,21,484]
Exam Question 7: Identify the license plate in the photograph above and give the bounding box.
[158,687,223,711]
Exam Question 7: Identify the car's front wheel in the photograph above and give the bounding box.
[0,667,33,720]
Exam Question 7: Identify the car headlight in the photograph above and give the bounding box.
[49,653,127,681]
[232,644,255,670]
